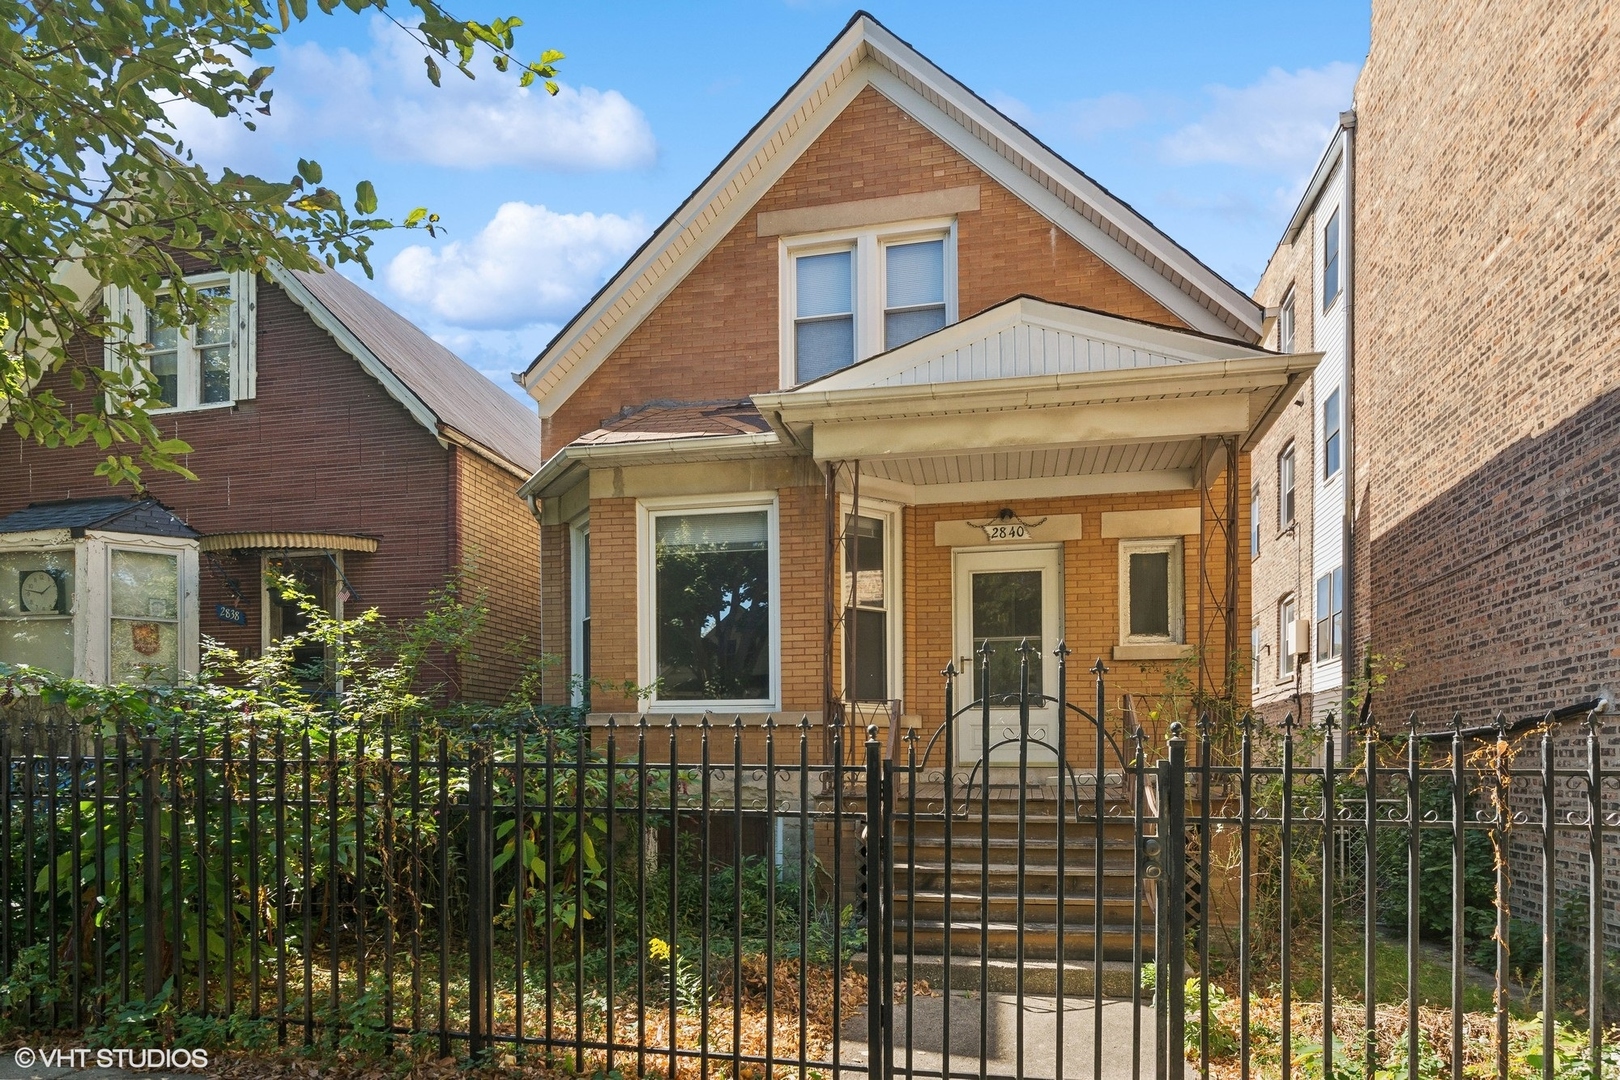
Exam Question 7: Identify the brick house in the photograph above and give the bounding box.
[517,13,1318,762]
[1249,123,1353,730]
[0,264,542,702]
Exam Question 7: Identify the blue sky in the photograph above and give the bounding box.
[172,1,1370,404]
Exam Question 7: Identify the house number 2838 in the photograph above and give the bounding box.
[982,523,1028,541]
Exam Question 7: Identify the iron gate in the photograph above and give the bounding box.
[2,654,1616,1079]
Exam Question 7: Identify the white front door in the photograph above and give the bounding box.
[952,546,1062,766]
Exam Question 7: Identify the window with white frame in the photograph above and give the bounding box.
[0,548,76,675]
[1118,538,1184,645]
[1322,208,1342,310]
[1322,387,1342,479]
[1279,594,1297,678]
[1278,443,1296,530]
[110,548,181,683]
[1250,482,1261,558]
[781,222,956,386]
[842,508,900,703]
[1251,625,1262,692]
[642,499,778,707]
[1278,289,1296,353]
[104,271,257,411]
[1315,567,1343,662]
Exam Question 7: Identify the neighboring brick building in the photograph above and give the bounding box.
[517,14,1317,764]
[0,265,542,701]
[1250,126,1352,729]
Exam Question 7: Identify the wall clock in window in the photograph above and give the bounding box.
[19,569,66,614]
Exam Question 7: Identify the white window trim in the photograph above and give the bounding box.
[1117,537,1185,646]
[1278,594,1297,681]
[1322,207,1342,313]
[1278,442,1297,531]
[104,269,258,412]
[636,493,781,711]
[1277,288,1296,353]
[777,217,958,388]
[1321,386,1343,480]
[0,543,77,675]
[1315,567,1343,662]
[839,495,904,705]
[569,519,590,706]
[1251,625,1262,692]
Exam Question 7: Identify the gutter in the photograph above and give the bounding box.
[1339,110,1358,724]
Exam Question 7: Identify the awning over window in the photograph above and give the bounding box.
[198,532,379,553]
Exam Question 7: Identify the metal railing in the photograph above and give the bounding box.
[3,655,1616,1080]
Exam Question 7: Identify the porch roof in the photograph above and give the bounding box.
[751,296,1319,498]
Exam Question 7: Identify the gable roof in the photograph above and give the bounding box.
[275,266,541,476]
[0,497,198,539]
[517,11,1263,418]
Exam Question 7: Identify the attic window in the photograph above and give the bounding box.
[104,271,258,412]
[780,220,957,386]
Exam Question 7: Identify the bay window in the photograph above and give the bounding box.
[0,549,76,675]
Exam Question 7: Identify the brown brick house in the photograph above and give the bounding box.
[517,13,1319,760]
[1,264,541,702]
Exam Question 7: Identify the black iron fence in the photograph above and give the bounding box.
[2,651,1617,1080]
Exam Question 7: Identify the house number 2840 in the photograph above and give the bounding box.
[983,523,1028,541]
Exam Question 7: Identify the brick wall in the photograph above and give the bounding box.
[453,448,541,702]
[1251,207,1320,727]
[1353,0,1620,720]
[542,85,1186,457]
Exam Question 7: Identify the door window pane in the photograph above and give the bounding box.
[884,239,946,349]
[110,549,179,684]
[267,555,338,692]
[971,569,1042,701]
[1128,551,1171,638]
[655,511,771,701]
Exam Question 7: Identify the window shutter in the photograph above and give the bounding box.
[101,285,146,379]
[229,270,257,400]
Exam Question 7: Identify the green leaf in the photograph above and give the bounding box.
[296,158,323,184]
[354,179,377,215]
[424,55,442,87]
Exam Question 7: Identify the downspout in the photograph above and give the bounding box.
[1338,110,1358,727]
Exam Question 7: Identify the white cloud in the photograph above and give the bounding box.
[1161,62,1359,172]
[386,202,647,329]
[166,19,656,174]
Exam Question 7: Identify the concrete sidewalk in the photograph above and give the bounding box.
[842,991,1160,1080]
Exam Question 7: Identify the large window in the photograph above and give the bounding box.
[1279,594,1298,678]
[1322,207,1342,310]
[1322,387,1342,479]
[1118,538,1184,645]
[0,549,76,675]
[644,501,777,707]
[782,223,956,385]
[1315,567,1344,662]
[1278,443,1296,529]
[104,271,257,412]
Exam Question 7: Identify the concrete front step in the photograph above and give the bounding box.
[899,921,1149,961]
[896,862,1143,894]
[898,892,1144,922]
[853,952,1144,997]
